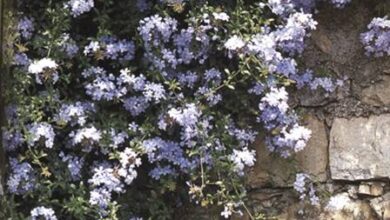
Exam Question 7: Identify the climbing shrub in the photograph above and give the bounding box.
[1,0,350,219]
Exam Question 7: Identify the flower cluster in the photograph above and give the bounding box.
[66,0,94,17]
[27,122,55,149]
[17,17,34,39]
[143,137,194,179]
[84,37,135,62]
[87,152,140,215]
[60,34,79,58]
[28,58,59,84]
[230,148,256,175]
[258,87,312,157]
[13,52,30,66]
[138,14,210,74]
[30,206,57,220]
[6,158,36,195]
[59,152,85,181]
[293,173,320,206]
[88,164,123,212]
[2,128,23,152]
[55,102,95,126]
[361,16,390,57]
[70,126,101,146]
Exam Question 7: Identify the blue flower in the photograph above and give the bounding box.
[7,158,36,195]
[67,0,94,17]
[143,82,166,103]
[123,96,150,116]
[361,17,390,57]
[17,17,34,39]
[27,122,55,149]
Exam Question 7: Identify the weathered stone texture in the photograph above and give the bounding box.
[358,182,384,197]
[248,115,328,187]
[362,75,390,106]
[296,115,329,181]
[320,193,377,220]
[330,115,390,180]
[370,192,390,219]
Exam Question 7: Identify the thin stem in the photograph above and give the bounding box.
[200,154,205,187]
[231,178,255,220]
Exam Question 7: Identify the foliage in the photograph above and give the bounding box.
[0,0,363,219]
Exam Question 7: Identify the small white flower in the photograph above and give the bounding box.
[220,203,233,219]
[224,35,245,51]
[67,0,94,17]
[31,206,57,220]
[28,122,55,149]
[28,58,58,74]
[260,87,289,113]
[230,148,256,175]
[213,12,230,21]
[28,58,59,84]
[84,41,100,55]
[71,126,102,145]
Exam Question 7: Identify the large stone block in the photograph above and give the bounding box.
[330,115,390,180]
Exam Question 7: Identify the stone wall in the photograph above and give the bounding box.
[241,0,390,219]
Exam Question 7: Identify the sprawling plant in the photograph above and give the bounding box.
[1,0,356,219]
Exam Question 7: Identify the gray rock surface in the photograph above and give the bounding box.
[296,115,329,181]
[330,115,390,180]
[370,192,390,219]
[362,75,390,106]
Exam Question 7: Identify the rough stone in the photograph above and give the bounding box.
[370,182,385,197]
[358,184,371,196]
[248,115,328,188]
[384,204,390,220]
[296,115,329,181]
[298,87,336,107]
[370,192,390,219]
[330,115,390,180]
[357,182,383,197]
[248,189,321,220]
[274,203,321,220]
[362,75,390,106]
[247,137,296,187]
[176,206,220,220]
[322,202,376,220]
[302,0,390,83]
[348,185,359,199]
[321,193,377,220]
[311,30,333,55]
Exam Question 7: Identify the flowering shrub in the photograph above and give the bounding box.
[0,0,359,219]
